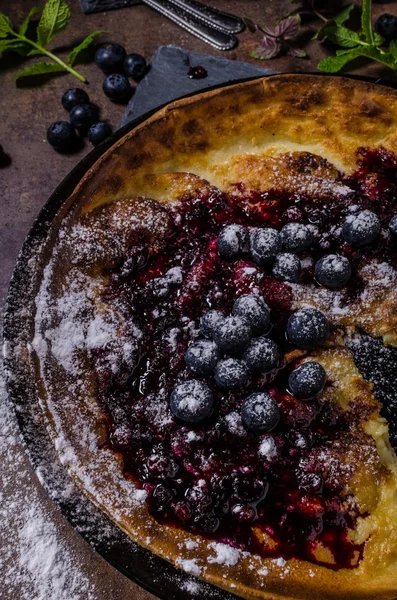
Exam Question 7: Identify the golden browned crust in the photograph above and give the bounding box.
[29,75,397,599]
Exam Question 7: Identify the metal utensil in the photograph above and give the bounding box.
[168,0,245,34]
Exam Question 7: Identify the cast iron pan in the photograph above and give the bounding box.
[4,73,397,600]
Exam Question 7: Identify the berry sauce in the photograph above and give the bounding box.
[95,148,397,569]
[188,65,208,79]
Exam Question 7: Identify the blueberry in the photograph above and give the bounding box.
[200,310,225,340]
[185,340,220,376]
[242,338,280,375]
[287,308,329,349]
[217,224,249,260]
[103,74,133,103]
[389,215,397,237]
[170,380,214,423]
[87,121,112,146]
[342,210,380,246]
[375,13,397,42]
[124,53,147,80]
[232,294,270,336]
[61,88,89,111]
[215,358,250,389]
[289,361,326,400]
[279,223,312,253]
[315,254,351,288]
[250,228,281,266]
[70,104,99,129]
[46,121,77,151]
[241,392,280,433]
[272,253,301,282]
[213,316,252,355]
[95,42,127,73]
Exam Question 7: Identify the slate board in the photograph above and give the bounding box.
[79,0,140,14]
[120,44,276,127]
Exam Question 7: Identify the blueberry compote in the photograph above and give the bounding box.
[96,148,397,570]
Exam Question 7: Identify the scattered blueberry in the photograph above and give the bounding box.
[241,392,280,433]
[342,210,380,246]
[217,224,249,260]
[272,253,301,283]
[215,358,250,389]
[250,228,281,266]
[389,215,397,237]
[103,74,133,103]
[46,121,77,151]
[374,14,397,43]
[188,65,208,79]
[213,316,252,355]
[170,380,214,424]
[95,42,127,73]
[287,308,329,349]
[87,121,112,146]
[315,254,351,288]
[124,53,147,80]
[185,340,220,376]
[288,361,327,400]
[232,294,270,336]
[200,310,225,340]
[69,104,99,129]
[61,88,89,111]
[242,338,280,375]
[279,223,312,253]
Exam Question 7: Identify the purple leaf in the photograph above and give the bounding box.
[287,45,307,58]
[274,16,300,39]
[243,16,258,33]
[253,35,282,59]
[259,24,277,37]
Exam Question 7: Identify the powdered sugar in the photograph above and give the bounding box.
[208,543,240,567]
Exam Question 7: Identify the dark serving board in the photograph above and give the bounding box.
[4,70,397,600]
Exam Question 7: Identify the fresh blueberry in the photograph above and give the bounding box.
[315,254,351,288]
[289,361,326,400]
[287,308,329,349]
[124,53,147,80]
[46,121,77,151]
[342,210,380,246]
[103,74,133,103]
[213,316,252,355]
[170,380,214,424]
[215,358,250,389]
[279,223,312,253]
[272,253,301,282]
[61,88,89,111]
[217,224,249,260]
[389,215,397,237]
[250,228,281,266]
[375,14,397,42]
[69,104,99,129]
[95,42,127,73]
[87,121,112,146]
[200,310,225,340]
[185,340,220,376]
[242,338,280,375]
[232,294,270,336]
[241,392,280,433]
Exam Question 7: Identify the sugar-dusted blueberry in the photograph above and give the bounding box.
[95,42,127,73]
[213,315,252,355]
[375,13,397,43]
[272,253,301,283]
[103,73,133,103]
[232,294,270,336]
[87,121,112,146]
[287,308,329,349]
[241,392,280,433]
[242,337,280,375]
[200,310,225,340]
[279,223,312,253]
[215,358,250,389]
[315,254,351,288]
[217,224,249,260]
[46,121,77,151]
[170,380,214,424]
[61,87,89,111]
[342,210,380,246]
[288,361,326,400]
[185,340,220,376]
[124,53,147,80]
[389,215,397,237]
[70,103,99,129]
[250,228,281,266]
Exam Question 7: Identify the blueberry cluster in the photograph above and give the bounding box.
[95,43,147,103]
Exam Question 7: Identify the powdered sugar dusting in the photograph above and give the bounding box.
[208,542,240,567]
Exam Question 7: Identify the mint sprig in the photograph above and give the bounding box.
[0,1,103,83]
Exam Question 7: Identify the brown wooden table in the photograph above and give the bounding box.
[1,1,396,598]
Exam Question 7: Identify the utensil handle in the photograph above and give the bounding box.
[168,0,244,34]
[141,0,237,50]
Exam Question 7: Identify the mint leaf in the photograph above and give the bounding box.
[361,0,374,45]
[372,32,384,47]
[0,13,13,38]
[389,39,397,61]
[37,0,70,47]
[324,26,362,48]
[0,40,30,54]
[317,49,363,72]
[18,6,42,36]
[334,4,355,26]
[14,60,66,79]
[67,30,103,66]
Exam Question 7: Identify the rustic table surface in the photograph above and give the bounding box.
[1,1,396,599]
